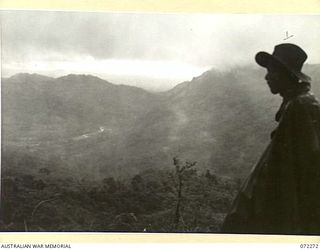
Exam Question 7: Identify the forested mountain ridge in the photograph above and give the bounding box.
[2,64,320,179]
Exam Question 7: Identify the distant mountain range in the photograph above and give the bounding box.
[2,64,320,179]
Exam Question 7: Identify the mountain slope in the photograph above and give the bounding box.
[2,73,160,178]
[120,64,320,177]
[2,64,320,179]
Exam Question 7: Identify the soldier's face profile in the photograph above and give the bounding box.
[265,63,288,94]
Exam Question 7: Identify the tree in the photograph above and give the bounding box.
[172,156,197,231]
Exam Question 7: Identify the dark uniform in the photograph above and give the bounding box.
[221,44,320,234]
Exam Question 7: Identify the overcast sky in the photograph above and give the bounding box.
[2,11,320,91]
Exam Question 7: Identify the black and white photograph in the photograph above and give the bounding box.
[1,11,320,234]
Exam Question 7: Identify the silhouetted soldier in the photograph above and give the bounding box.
[221,44,320,234]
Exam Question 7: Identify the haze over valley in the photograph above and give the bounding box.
[3,64,320,180]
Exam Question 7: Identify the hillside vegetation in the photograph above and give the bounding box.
[2,64,319,231]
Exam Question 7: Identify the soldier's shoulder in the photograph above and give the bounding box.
[285,93,320,118]
[291,92,320,107]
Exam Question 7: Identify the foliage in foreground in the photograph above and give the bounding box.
[1,163,241,232]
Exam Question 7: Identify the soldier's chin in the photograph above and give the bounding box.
[269,88,279,94]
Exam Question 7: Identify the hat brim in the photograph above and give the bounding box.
[255,51,312,82]
[255,51,272,68]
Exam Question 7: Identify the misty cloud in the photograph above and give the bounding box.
[1,11,320,90]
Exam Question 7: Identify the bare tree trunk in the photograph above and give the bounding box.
[174,175,182,230]
[172,157,196,231]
